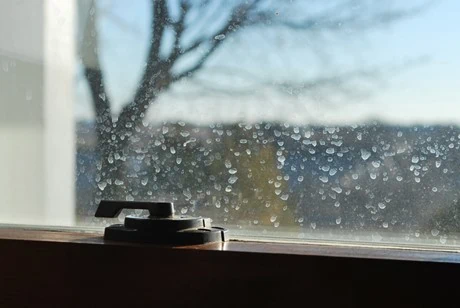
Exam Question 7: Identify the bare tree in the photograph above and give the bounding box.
[80,0,424,200]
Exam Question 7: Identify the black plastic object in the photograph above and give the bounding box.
[95,200,228,245]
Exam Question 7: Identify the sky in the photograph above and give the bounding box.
[75,0,460,126]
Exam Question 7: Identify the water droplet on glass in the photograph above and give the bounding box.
[332,186,342,194]
[361,149,371,161]
[97,182,107,191]
[183,190,192,200]
[214,34,226,40]
[431,229,440,236]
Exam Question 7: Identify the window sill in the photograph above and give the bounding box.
[0,227,459,307]
[1,227,460,263]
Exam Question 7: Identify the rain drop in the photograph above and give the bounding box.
[361,149,371,161]
[228,176,238,184]
[97,182,107,191]
[214,34,226,40]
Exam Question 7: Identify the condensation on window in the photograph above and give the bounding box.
[65,0,460,246]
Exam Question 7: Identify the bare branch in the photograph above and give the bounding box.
[172,1,262,81]
[135,0,168,99]
[175,66,382,104]
[80,0,113,134]
[251,1,429,33]
[85,0,431,134]
[118,0,169,126]
[167,1,191,64]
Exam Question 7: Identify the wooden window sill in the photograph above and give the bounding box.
[0,227,459,307]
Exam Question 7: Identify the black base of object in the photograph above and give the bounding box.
[96,201,229,245]
[104,224,228,245]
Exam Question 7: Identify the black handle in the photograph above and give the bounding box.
[95,200,174,218]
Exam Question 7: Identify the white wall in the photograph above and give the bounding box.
[0,0,75,226]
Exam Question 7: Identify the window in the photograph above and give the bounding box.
[1,0,460,249]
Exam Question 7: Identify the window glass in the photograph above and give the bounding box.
[2,0,460,247]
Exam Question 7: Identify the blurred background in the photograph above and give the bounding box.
[1,0,460,245]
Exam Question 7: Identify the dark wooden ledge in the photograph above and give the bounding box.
[0,227,459,307]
